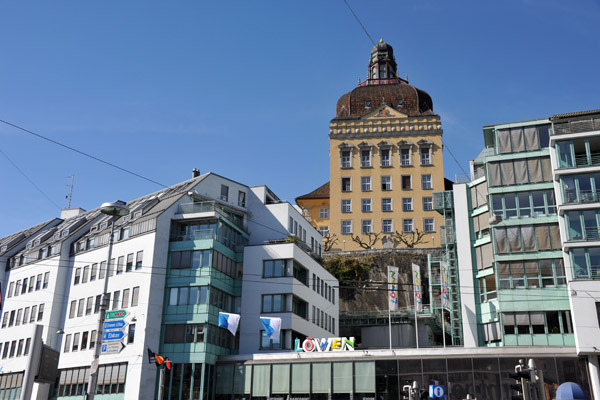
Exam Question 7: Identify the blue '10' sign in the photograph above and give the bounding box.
[429,385,445,398]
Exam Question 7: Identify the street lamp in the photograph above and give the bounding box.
[87,201,129,400]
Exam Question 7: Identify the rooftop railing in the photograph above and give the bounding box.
[553,118,600,135]
[178,201,246,231]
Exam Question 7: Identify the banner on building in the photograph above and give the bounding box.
[441,261,449,308]
[387,266,399,311]
[412,263,423,312]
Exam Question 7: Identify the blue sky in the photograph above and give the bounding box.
[1,1,599,236]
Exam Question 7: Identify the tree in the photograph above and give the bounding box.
[392,229,428,248]
[323,233,339,252]
[351,232,382,249]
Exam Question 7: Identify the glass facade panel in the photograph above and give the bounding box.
[291,363,310,394]
[271,364,290,394]
[354,361,375,393]
[312,363,331,394]
[252,365,270,397]
[333,362,353,394]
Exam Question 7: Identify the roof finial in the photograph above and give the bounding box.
[379,38,384,43]
[358,77,361,86]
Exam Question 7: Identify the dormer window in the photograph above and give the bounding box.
[26,243,32,249]
[397,98,403,107]
[134,211,142,218]
[124,215,131,222]
[365,101,371,108]
[90,226,97,232]
[1,246,6,252]
[53,233,60,239]
[34,240,40,246]
[100,223,108,230]
[62,230,69,237]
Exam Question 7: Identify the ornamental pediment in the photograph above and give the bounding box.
[362,105,407,120]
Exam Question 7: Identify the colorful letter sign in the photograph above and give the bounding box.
[412,263,422,312]
[293,337,355,352]
[387,266,398,311]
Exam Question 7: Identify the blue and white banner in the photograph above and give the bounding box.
[260,316,281,341]
[412,263,423,312]
[218,312,240,336]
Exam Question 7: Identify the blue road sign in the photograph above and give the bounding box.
[102,330,125,341]
[429,385,445,398]
[104,320,126,330]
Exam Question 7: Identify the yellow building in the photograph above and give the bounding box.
[295,182,330,239]
[298,39,446,251]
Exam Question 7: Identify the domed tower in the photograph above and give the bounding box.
[326,40,445,251]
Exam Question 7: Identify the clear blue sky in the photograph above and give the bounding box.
[1,1,599,237]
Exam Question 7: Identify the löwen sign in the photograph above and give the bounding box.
[293,337,355,352]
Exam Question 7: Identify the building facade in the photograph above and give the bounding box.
[436,109,600,399]
[0,172,338,400]
[298,40,446,251]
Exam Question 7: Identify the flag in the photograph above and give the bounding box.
[260,317,281,341]
[387,266,398,311]
[147,348,156,365]
[218,312,241,336]
[165,357,172,370]
[441,261,449,308]
[412,263,423,312]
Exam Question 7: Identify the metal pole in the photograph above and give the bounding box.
[157,365,165,400]
[86,220,116,400]
[441,307,446,348]
[415,312,419,348]
[388,307,392,349]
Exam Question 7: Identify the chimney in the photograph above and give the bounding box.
[192,168,200,178]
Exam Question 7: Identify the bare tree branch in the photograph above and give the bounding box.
[392,229,428,248]
[351,232,382,249]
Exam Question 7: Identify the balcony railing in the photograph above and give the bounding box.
[178,201,246,231]
[564,189,600,204]
[170,229,216,242]
[572,153,600,168]
[433,191,453,210]
[553,118,600,135]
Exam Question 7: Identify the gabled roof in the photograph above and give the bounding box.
[296,182,330,202]
[0,219,60,256]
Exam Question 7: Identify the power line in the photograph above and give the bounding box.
[0,147,62,209]
[0,119,168,189]
[341,0,375,46]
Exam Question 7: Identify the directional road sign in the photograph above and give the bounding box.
[101,341,125,355]
[105,310,128,320]
[104,320,127,330]
[102,330,125,341]
[429,385,445,398]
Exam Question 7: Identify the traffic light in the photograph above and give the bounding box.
[508,360,532,400]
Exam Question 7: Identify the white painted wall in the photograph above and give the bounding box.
[453,183,479,348]
[239,243,338,354]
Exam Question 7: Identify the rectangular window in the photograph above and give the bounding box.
[361,199,372,212]
[132,287,140,307]
[221,185,229,202]
[360,149,371,167]
[81,331,89,350]
[420,147,432,165]
[263,260,287,277]
[77,299,84,317]
[136,251,143,269]
[381,176,392,191]
[238,191,246,207]
[94,295,102,314]
[28,276,34,292]
[15,309,22,326]
[424,218,435,232]
[117,256,124,275]
[319,208,329,219]
[342,220,352,234]
[86,297,93,316]
[99,261,106,279]
[37,304,44,321]
[23,308,30,325]
[341,199,352,213]
[81,266,89,284]
[341,177,351,192]
[8,282,13,297]
[403,219,414,233]
[112,291,121,310]
[362,220,373,234]
[361,176,372,191]
[400,148,411,166]
[128,324,136,344]
[72,333,80,352]
[319,226,329,237]
[64,335,71,353]
[380,198,392,212]
[30,306,37,323]
[262,294,286,313]
[422,174,432,189]
[74,269,81,285]
[341,150,351,168]
[423,197,433,211]
[382,219,393,233]
[402,198,413,211]
[91,264,98,281]
[122,289,130,308]
[380,148,391,167]
[402,175,412,190]
[126,253,134,272]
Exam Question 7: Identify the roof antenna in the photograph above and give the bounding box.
[66,174,74,208]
